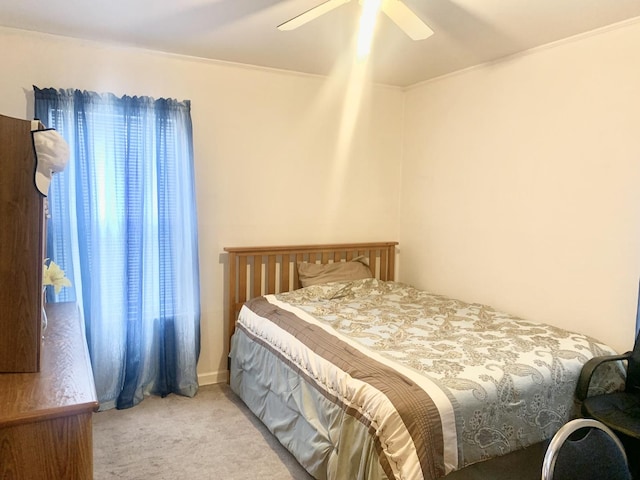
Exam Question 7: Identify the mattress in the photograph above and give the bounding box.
[229,279,623,480]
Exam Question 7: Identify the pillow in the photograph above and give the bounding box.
[297,258,373,287]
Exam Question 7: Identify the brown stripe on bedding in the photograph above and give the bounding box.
[244,296,446,480]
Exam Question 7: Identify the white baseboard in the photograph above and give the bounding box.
[198,370,229,385]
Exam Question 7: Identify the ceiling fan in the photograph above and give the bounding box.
[277,0,434,40]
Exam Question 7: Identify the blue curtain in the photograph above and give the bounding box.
[34,86,201,410]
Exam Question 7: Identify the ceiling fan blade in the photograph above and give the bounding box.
[380,0,434,40]
[278,0,351,31]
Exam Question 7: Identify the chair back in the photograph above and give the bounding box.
[542,418,631,480]
[626,330,640,393]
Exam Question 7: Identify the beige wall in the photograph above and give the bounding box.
[2,16,639,381]
[401,19,640,353]
[0,27,404,383]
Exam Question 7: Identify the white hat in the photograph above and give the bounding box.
[32,128,70,196]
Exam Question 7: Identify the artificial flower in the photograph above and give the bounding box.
[43,258,72,294]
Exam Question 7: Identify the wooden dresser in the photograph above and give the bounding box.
[0,114,46,373]
[0,302,99,479]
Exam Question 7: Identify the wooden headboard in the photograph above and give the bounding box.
[224,242,398,343]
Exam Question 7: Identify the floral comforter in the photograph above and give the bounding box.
[232,279,623,479]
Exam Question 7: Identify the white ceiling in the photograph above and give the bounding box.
[2,0,640,87]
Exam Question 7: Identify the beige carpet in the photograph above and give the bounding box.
[93,383,314,480]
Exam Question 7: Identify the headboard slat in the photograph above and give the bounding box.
[267,255,276,294]
[380,249,388,281]
[280,255,291,293]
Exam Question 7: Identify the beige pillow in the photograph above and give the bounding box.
[297,259,373,287]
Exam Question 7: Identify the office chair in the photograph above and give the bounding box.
[576,330,640,477]
[541,418,631,480]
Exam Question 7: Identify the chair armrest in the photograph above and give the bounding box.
[575,352,631,401]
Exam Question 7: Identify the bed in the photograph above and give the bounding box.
[225,242,623,480]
